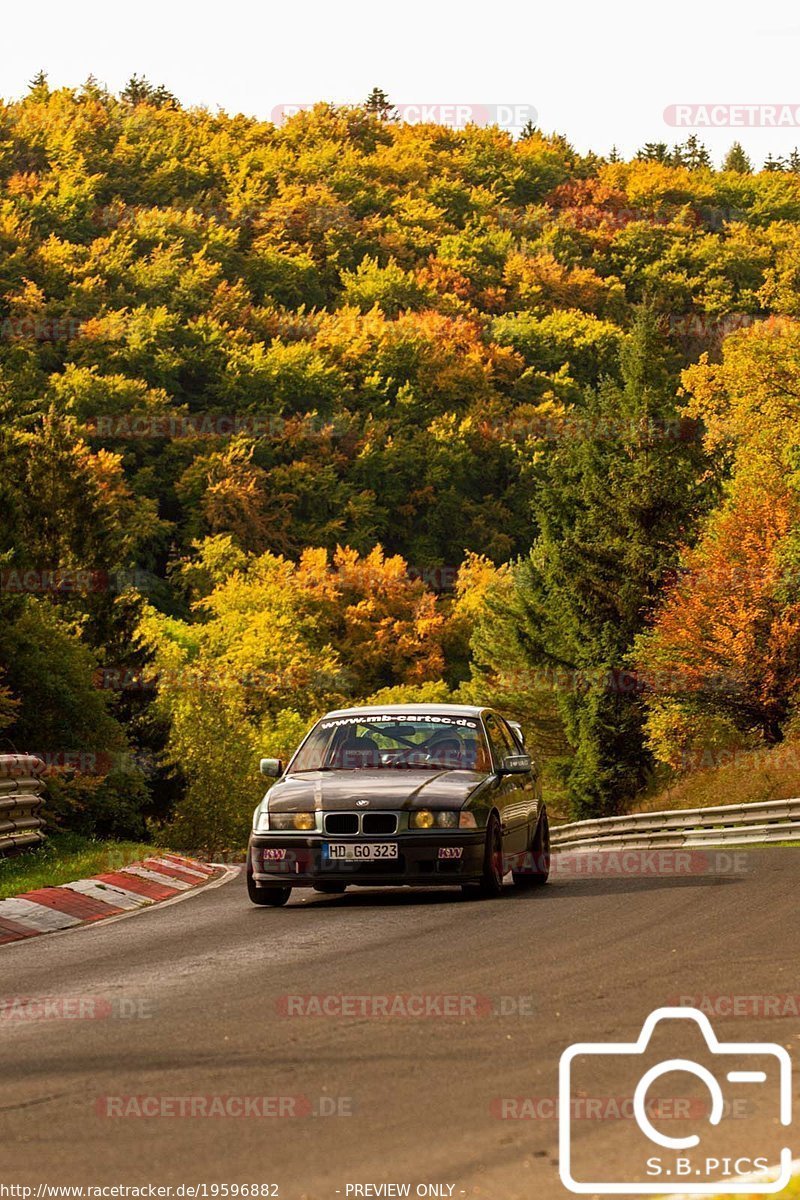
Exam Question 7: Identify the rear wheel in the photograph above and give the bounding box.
[463,814,505,899]
[247,864,292,907]
[512,809,550,889]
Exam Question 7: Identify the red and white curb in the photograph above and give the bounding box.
[0,854,224,945]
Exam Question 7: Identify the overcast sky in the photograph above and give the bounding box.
[4,0,800,164]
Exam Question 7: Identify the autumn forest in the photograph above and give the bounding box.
[2,77,800,847]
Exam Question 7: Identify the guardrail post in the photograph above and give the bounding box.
[0,755,47,855]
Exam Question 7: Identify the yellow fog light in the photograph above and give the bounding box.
[293,812,315,831]
[411,810,435,829]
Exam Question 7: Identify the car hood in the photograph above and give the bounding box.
[267,769,488,811]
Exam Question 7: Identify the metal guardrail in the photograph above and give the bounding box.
[551,797,800,850]
[0,756,47,854]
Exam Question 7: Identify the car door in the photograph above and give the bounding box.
[498,715,540,847]
[483,713,529,857]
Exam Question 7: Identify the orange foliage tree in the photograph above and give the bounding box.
[635,468,800,753]
[295,545,446,694]
[636,319,800,765]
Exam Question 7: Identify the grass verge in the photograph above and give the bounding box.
[0,832,169,901]
[635,740,800,813]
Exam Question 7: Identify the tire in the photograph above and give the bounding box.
[313,883,347,894]
[512,809,550,889]
[463,813,505,899]
[247,864,292,907]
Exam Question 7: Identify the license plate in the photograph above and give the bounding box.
[324,842,399,861]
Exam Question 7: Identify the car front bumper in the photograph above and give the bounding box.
[248,832,486,887]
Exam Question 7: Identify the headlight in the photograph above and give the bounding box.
[410,810,460,829]
[269,812,316,831]
[254,809,270,832]
[459,812,478,829]
[435,811,458,828]
[269,813,294,831]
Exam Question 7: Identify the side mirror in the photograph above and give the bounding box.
[500,753,531,775]
[260,757,283,778]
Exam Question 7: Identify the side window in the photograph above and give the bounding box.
[484,715,514,766]
[498,718,523,754]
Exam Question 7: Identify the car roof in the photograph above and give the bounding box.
[322,703,488,719]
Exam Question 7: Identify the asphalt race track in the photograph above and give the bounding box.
[1,850,798,1198]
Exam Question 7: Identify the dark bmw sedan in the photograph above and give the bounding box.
[247,704,550,906]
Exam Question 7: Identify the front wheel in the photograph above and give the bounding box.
[463,814,505,899]
[247,864,292,907]
[512,809,550,889]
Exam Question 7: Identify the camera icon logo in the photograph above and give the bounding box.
[559,1007,792,1194]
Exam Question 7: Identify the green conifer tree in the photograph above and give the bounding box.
[499,310,710,817]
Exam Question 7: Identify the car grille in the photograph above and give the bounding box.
[323,812,399,835]
[362,812,398,835]
[324,813,359,834]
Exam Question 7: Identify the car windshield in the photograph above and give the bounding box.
[290,714,491,772]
